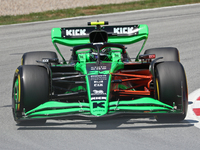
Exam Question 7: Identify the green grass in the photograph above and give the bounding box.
[0,0,199,25]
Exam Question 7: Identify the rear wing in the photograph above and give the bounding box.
[51,23,149,62]
[52,24,148,46]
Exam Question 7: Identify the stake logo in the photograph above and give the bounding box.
[93,102,105,108]
[91,90,106,95]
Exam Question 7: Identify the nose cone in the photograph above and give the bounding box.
[87,74,110,116]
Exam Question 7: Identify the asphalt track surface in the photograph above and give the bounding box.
[1,3,200,150]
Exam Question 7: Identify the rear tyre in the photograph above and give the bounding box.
[144,47,179,62]
[22,51,58,65]
[154,61,188,122]
[12,65,49,124]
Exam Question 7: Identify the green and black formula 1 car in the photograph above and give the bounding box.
[12,21,188,124]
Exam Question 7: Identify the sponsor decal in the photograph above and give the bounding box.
[94,83,103,87]
[91,90,106,95]
[88,74,109,101]
[66,29,86,36]
[93,81,104,87]
[86,63,111,72]
[93,102,105,108]
[94,81,103,83]
[62,26,139,37]
[42,59,49,63]
[91,66,107,71]
[91,97,106,100]
[91,75,107,81]
[113,27,139,34]
[93,109,105,112]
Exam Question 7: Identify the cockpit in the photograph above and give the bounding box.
[69,43,130,63]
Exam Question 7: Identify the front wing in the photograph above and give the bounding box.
[18,97,183,121]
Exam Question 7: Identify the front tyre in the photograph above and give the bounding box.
[144,47,179,62]
[155,61,188,122]
[12,65,49,124]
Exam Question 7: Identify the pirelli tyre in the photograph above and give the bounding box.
[12,65,49,124]
[21,51,58,65]
[144,47,179,62]
[154,61,188,122]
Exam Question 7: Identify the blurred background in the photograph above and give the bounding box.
[0,0,139,16]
